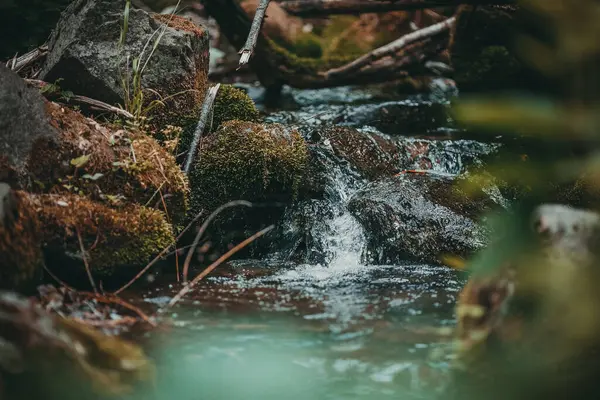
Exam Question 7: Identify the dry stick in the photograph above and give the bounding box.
[182,200,253,283]
[25,79,135,120]
[112,209,206,295]
[162,225,275,311]
[6,45,48,72]
[183,83,221,174]
[77,230,99,295]
[238,0,271,66]
[78,292,157,327]
[323,15,456,78]
[279,0,514,16]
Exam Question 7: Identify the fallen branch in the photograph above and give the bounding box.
[239,0,271,66]
[183,83,221,174]
[278,0,514,16]
[203,0,452,90]
[323,15,456,78]
[162,224,275,311]
[25,79,135,120]
[182,200,253,283]
[6,44,48,74]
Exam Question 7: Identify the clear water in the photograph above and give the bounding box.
[126,85,492,400]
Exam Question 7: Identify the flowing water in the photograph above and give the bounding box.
[126,84,496,400]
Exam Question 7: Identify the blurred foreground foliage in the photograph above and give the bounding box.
[451,0,600,399]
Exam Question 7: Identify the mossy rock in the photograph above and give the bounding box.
[0,184,43,291]
[33,193,174,280]
[211,85,260,132]
[190,120,308,215]
[450,5,523,92]
[283,33,324,59]
[177,85,261,163]
[0,292,154,399]
[28,102,189,225]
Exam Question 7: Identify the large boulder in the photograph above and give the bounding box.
[348,173,501,264]
[0,64,59,187]
[40,0,209,132]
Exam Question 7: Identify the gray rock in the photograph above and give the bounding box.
[0,65,58,187]
[348,174,500,264]
[41,0,209,127]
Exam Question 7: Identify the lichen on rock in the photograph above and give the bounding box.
[34,193,174,278]
[40,0,209,133]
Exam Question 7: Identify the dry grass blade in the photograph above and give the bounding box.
[163,225,275,311]
[182,200,253,283]
[77,229,98,294]
[112,209,206,295]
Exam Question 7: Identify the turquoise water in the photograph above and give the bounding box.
[130,261,463,400]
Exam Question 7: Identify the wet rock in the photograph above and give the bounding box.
[0,184,43,291]
[188,120,308,255]
[40,0,209,132]
[34,192,173,284]
[0,65,59,187]
[452,204,600,400]
[348,174,500,264]
[0,291,153,399]
[346,100,454,136]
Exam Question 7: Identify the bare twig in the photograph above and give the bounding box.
[79,292,157,327]
[279,0,513,16]
[182,200,253,283]
[76,230,99,294]
[183,83,221,174]
[162,225,275,311]
[6,45,48,72]
[323,15,456,78]
[43,264,77,291]
[25,79,135,119]
[112,209,206,295]
[238,0,271,66]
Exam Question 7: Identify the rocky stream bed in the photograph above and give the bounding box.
[2,1,600,399]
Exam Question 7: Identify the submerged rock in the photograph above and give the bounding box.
[40,0,209,131]
[0,291,153,399]
[0,184,43,291]
[348,174,499,264]
[452,204,600,400]
[34,193,174,282]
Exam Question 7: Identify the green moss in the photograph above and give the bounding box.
[212,85,260,132]
[285,33,324,59]
[35,193,174,276]
[189,120,308,215]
